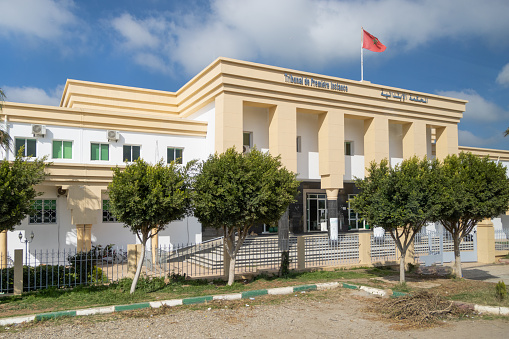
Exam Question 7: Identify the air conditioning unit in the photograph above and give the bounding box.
[32,124,46,137]
[243,145,251,154]
[107,130,120,141]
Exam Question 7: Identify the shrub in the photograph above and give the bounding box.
[496,281,506,301]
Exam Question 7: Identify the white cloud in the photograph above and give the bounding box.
[458,129,505,148]
[108,0,509,76]
[437,90,508,122]
[496,63,509,86]
[0,0,79,40]
[3,85,64,106]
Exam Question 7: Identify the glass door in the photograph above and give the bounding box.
[348,194,367,230]
[307,193,327,232]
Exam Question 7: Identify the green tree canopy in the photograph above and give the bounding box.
[108,159,192,293]
[351,156,440,282]
[437,152,509,277]
[0,88,12,154]
[0,150,47,232]
[192,148,299,285]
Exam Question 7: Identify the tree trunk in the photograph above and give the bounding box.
[453,235,462,278]
[227,254,236,286]
[399,249,406,283]
[130,241,146,294]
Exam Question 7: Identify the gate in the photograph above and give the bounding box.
[414,229,477,266]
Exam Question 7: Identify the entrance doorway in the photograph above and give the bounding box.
[306,193,327,232]
[348,194,368,230]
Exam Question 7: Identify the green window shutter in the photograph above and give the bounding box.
[123,145,131,162]
[63,141,72,159]
[132,146,140,161]
[101,144,109,161]
[26,139,36,157]
[167,148,175,163]
[91,143,99,160]
[175,148,183,164]
[53,141,62,159]
[15,138,25,155]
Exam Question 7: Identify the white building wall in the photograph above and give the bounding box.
[297,113,319,180]
[188,102,216,158]
[243,106,269,150]
[344,118,365,180]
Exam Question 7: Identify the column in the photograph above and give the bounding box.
[269,103,297,173]
[402,121,427,159]
[326,189,339,241]
[477,218,495,264]
[214,93,244,153]
[0,231,7,269]
[151,228,159,266]
[364,116,389,174]
[318,110,344,190]
[76,224,92,252]
[435,124,459,160]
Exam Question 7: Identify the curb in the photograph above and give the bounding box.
[0,282,507,327]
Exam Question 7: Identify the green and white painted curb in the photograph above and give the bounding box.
[1,282,506,327]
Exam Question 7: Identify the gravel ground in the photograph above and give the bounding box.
[1,288,509,339]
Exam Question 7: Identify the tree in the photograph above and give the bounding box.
[0,88,12,154]
[0,150,47,232]
[192,148,299,285]
[351,157,440,283]
[436,152,509,277]
[108,159,192,294]
[505,127,509,137]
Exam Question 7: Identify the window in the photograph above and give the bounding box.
[102,200,117,222]
[29,199,57,224]
[123,145,140,162]
[15,138,36,157]
[53,140,72,159]
[167,147,183,164]
[345,141,353,156]
[91,143,109,161]
[243,132,253,147]
[296,136,302,153]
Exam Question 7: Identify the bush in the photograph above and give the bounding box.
[496,281,506,301]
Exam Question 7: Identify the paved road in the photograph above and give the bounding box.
[462,263,509,284]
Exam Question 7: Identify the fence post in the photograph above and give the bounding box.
[0,231,6,269]
[405,239,415,268]
[477,218,495,264]
[13,249,23,295]
[358,232,371,266]
[127,244,138,278]
[297,236,305,270]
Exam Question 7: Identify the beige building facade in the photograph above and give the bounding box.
[1,57,508,262]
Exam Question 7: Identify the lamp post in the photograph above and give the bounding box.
[19,231,34,265]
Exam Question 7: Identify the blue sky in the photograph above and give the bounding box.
[1,0,509,150]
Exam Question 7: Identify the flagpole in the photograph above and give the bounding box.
[361,27,364,82]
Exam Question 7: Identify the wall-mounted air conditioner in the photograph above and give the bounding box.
[107,130,120,141]
[32,124,46,137]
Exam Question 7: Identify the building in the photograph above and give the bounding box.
[1,57,508,259]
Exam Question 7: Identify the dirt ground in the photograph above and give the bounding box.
[1,288,508,339]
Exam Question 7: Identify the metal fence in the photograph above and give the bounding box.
[495,228,509,251]
[370,234,397,263]
[305,234,359,267]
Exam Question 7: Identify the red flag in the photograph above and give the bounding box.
[362,29,386,52]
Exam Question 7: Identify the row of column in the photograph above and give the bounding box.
[215,93,459,238]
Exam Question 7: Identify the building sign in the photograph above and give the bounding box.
[381,90,428,103]
[284,73,348,93]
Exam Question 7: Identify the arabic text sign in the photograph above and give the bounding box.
[381,90,428,103]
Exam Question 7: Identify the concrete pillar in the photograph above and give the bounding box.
[0,230,7,269]
[76,224,92,252]
[326,189,339,240]
[364,116,389,175]
[435,124,458,160]
[214,93,244,153]
[297,236,305,270]
[402,121,427,159]
[151,229,159,266]
[13,249,23,295]
[477,218,496,264]
[358,232,371,266]
[127,244,142,278]
[318,110,345,190]
[269,103,297,173]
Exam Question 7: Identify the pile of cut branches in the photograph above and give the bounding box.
[371,291,473,325]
